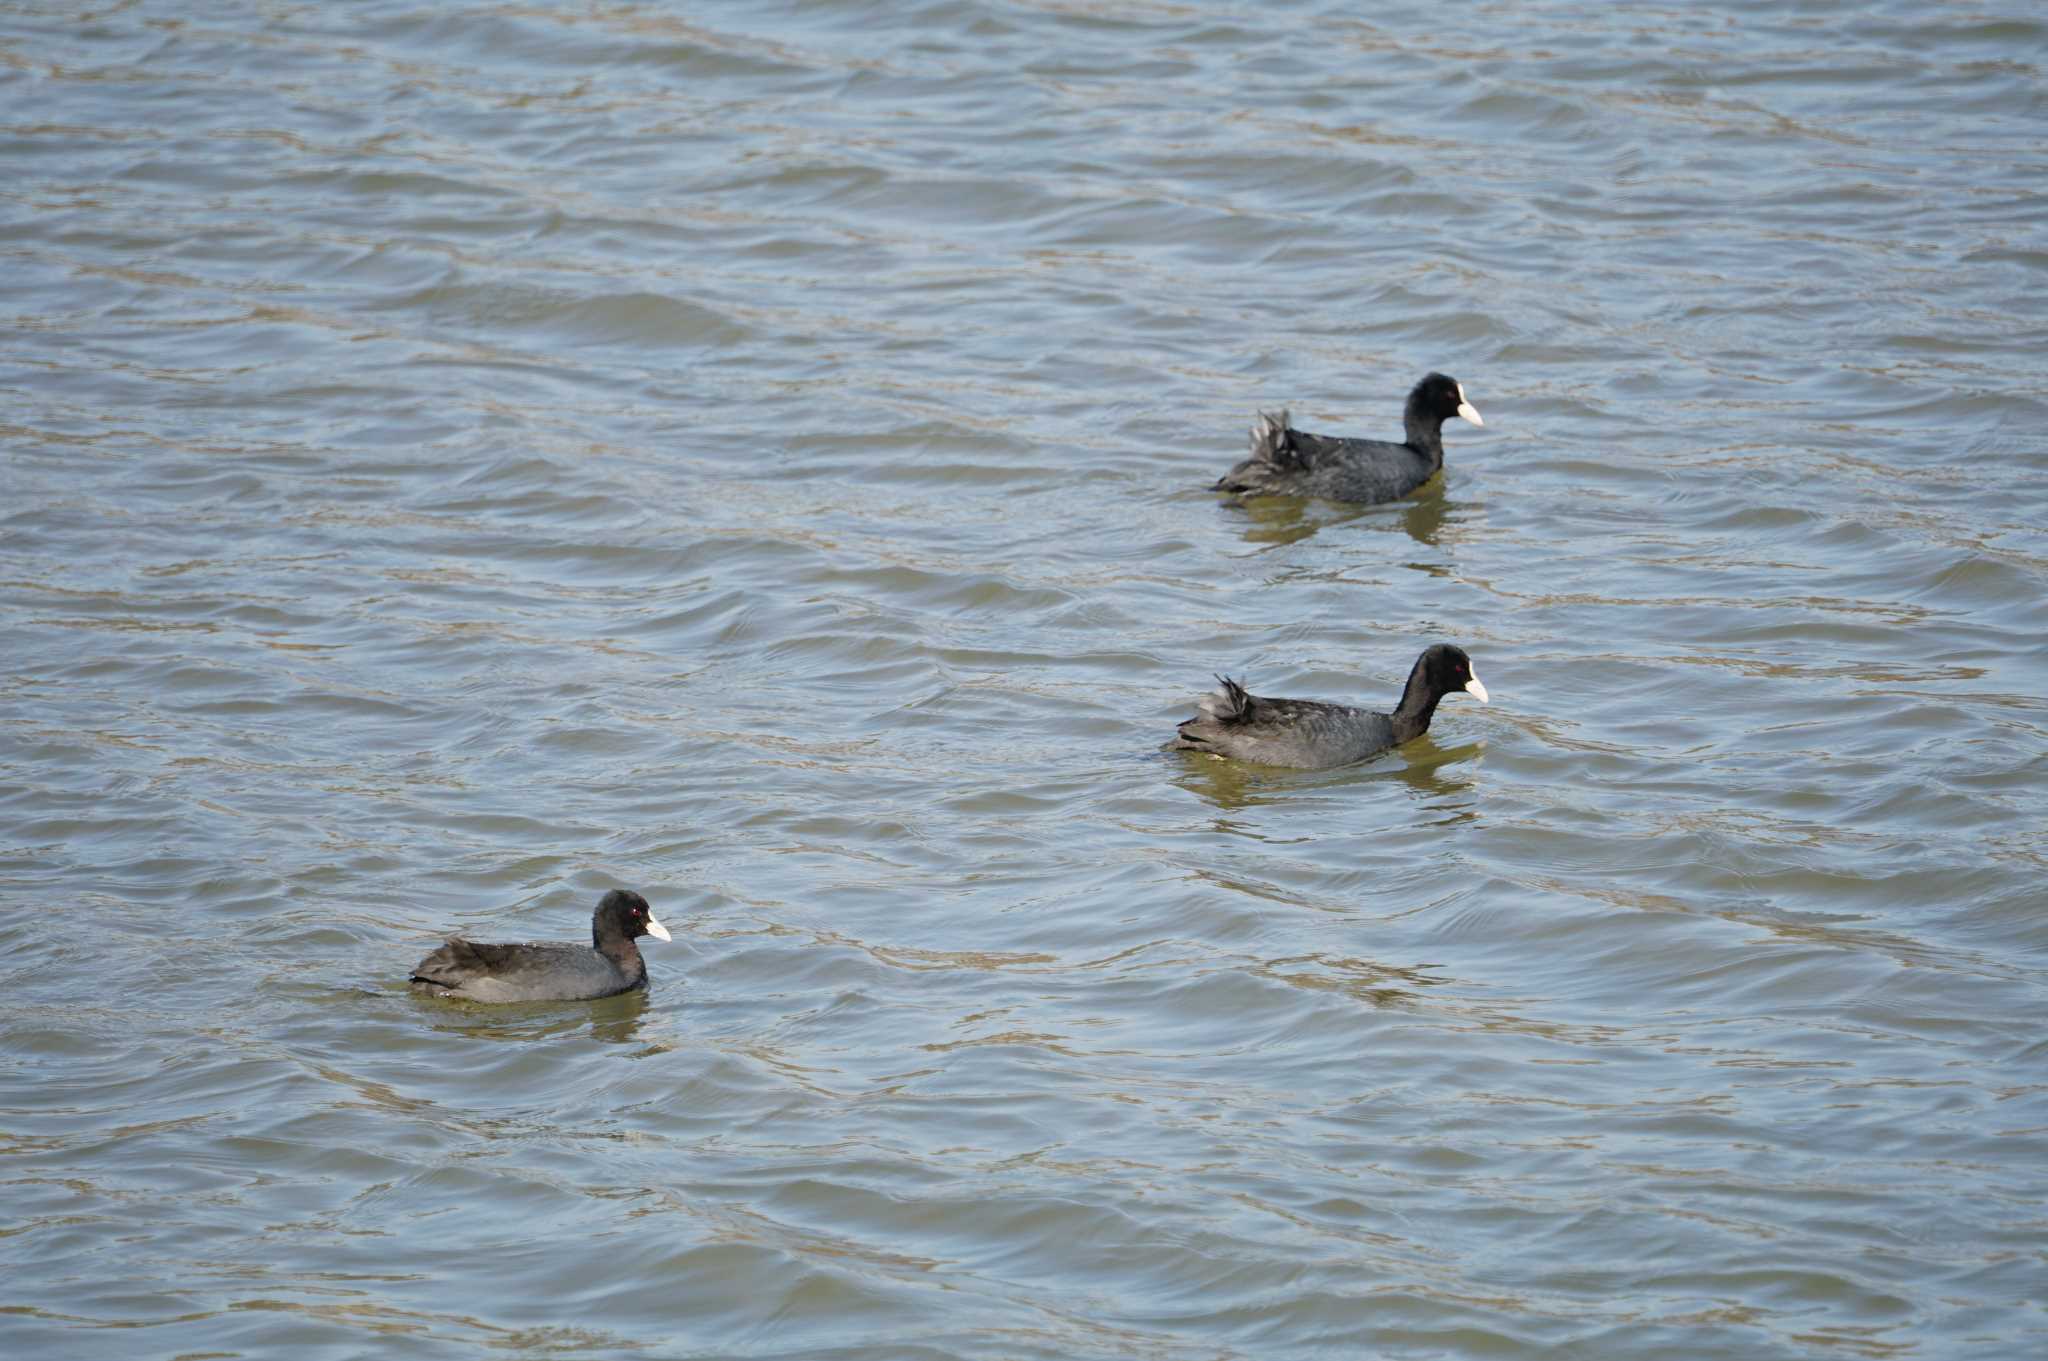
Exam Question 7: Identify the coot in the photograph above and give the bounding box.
[1211,372,1483,503]
[1171,644,1489,769]
[409,888,671,1002]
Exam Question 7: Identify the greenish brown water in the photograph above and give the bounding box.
[3,2,2046,1358]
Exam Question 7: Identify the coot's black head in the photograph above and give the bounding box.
[1417,643,1489,704]
[594,888,671,944]
[1408,373,1485,429]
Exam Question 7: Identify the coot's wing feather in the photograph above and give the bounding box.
[410,939,630,1000]
[1213,427,1426,502]
[411,937,537,985]
[1173,682,1397,769]
[1298,433,1406,468]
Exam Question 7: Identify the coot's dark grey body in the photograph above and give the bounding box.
[1172,644,1489,770]
[409,888,671,1003]
[1211,373,1483,503]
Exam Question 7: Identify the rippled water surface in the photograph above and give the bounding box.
[4,2,2047,1357]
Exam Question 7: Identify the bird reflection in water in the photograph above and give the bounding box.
[1172,734,1483,827]
[403,982,653,1046]
[1225,480,1458,551]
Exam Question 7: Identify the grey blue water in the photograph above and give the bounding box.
[3,2,2046,1358]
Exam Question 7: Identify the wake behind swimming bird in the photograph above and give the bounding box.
[1211,372,1483,504]
[1172,644,1489,769]
[409,888,671,1002]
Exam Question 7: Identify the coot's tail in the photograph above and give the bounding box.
[1199,674,1253,724]
[1248,409,1296,468]
[1210,411,1306,493]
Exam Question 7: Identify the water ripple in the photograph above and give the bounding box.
[3,1,2046,1358]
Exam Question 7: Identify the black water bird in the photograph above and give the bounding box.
[409,888,671,1002]
[1211,372,1484,503]
[1171,644,1489,769]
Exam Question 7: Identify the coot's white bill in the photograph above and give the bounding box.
[1465,673,1489,704]
[645,913,672,942]
[1455,382,1484,427]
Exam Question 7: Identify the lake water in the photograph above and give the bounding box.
[3,2,2046,1358]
